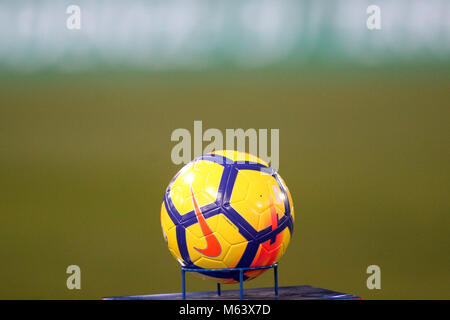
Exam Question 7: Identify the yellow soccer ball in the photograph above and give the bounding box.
[161,150,294,283]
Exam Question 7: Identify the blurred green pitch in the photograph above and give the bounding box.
[0,67,449,299]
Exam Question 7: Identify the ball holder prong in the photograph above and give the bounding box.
[181,263,279,300]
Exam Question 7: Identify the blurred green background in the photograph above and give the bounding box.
[0,0,449,299]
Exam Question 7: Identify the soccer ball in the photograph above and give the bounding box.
[160,150,294,283]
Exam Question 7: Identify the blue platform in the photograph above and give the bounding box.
[103,285,361,300]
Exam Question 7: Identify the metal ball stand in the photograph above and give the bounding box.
[181,263,278,300]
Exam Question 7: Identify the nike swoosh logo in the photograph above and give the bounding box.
[191,186,222,257]
[249,192,282,269]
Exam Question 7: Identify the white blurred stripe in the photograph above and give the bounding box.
[0,0,448,72]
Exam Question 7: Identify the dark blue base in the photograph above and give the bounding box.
[103,263,360,300]
[103,285,361,300]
